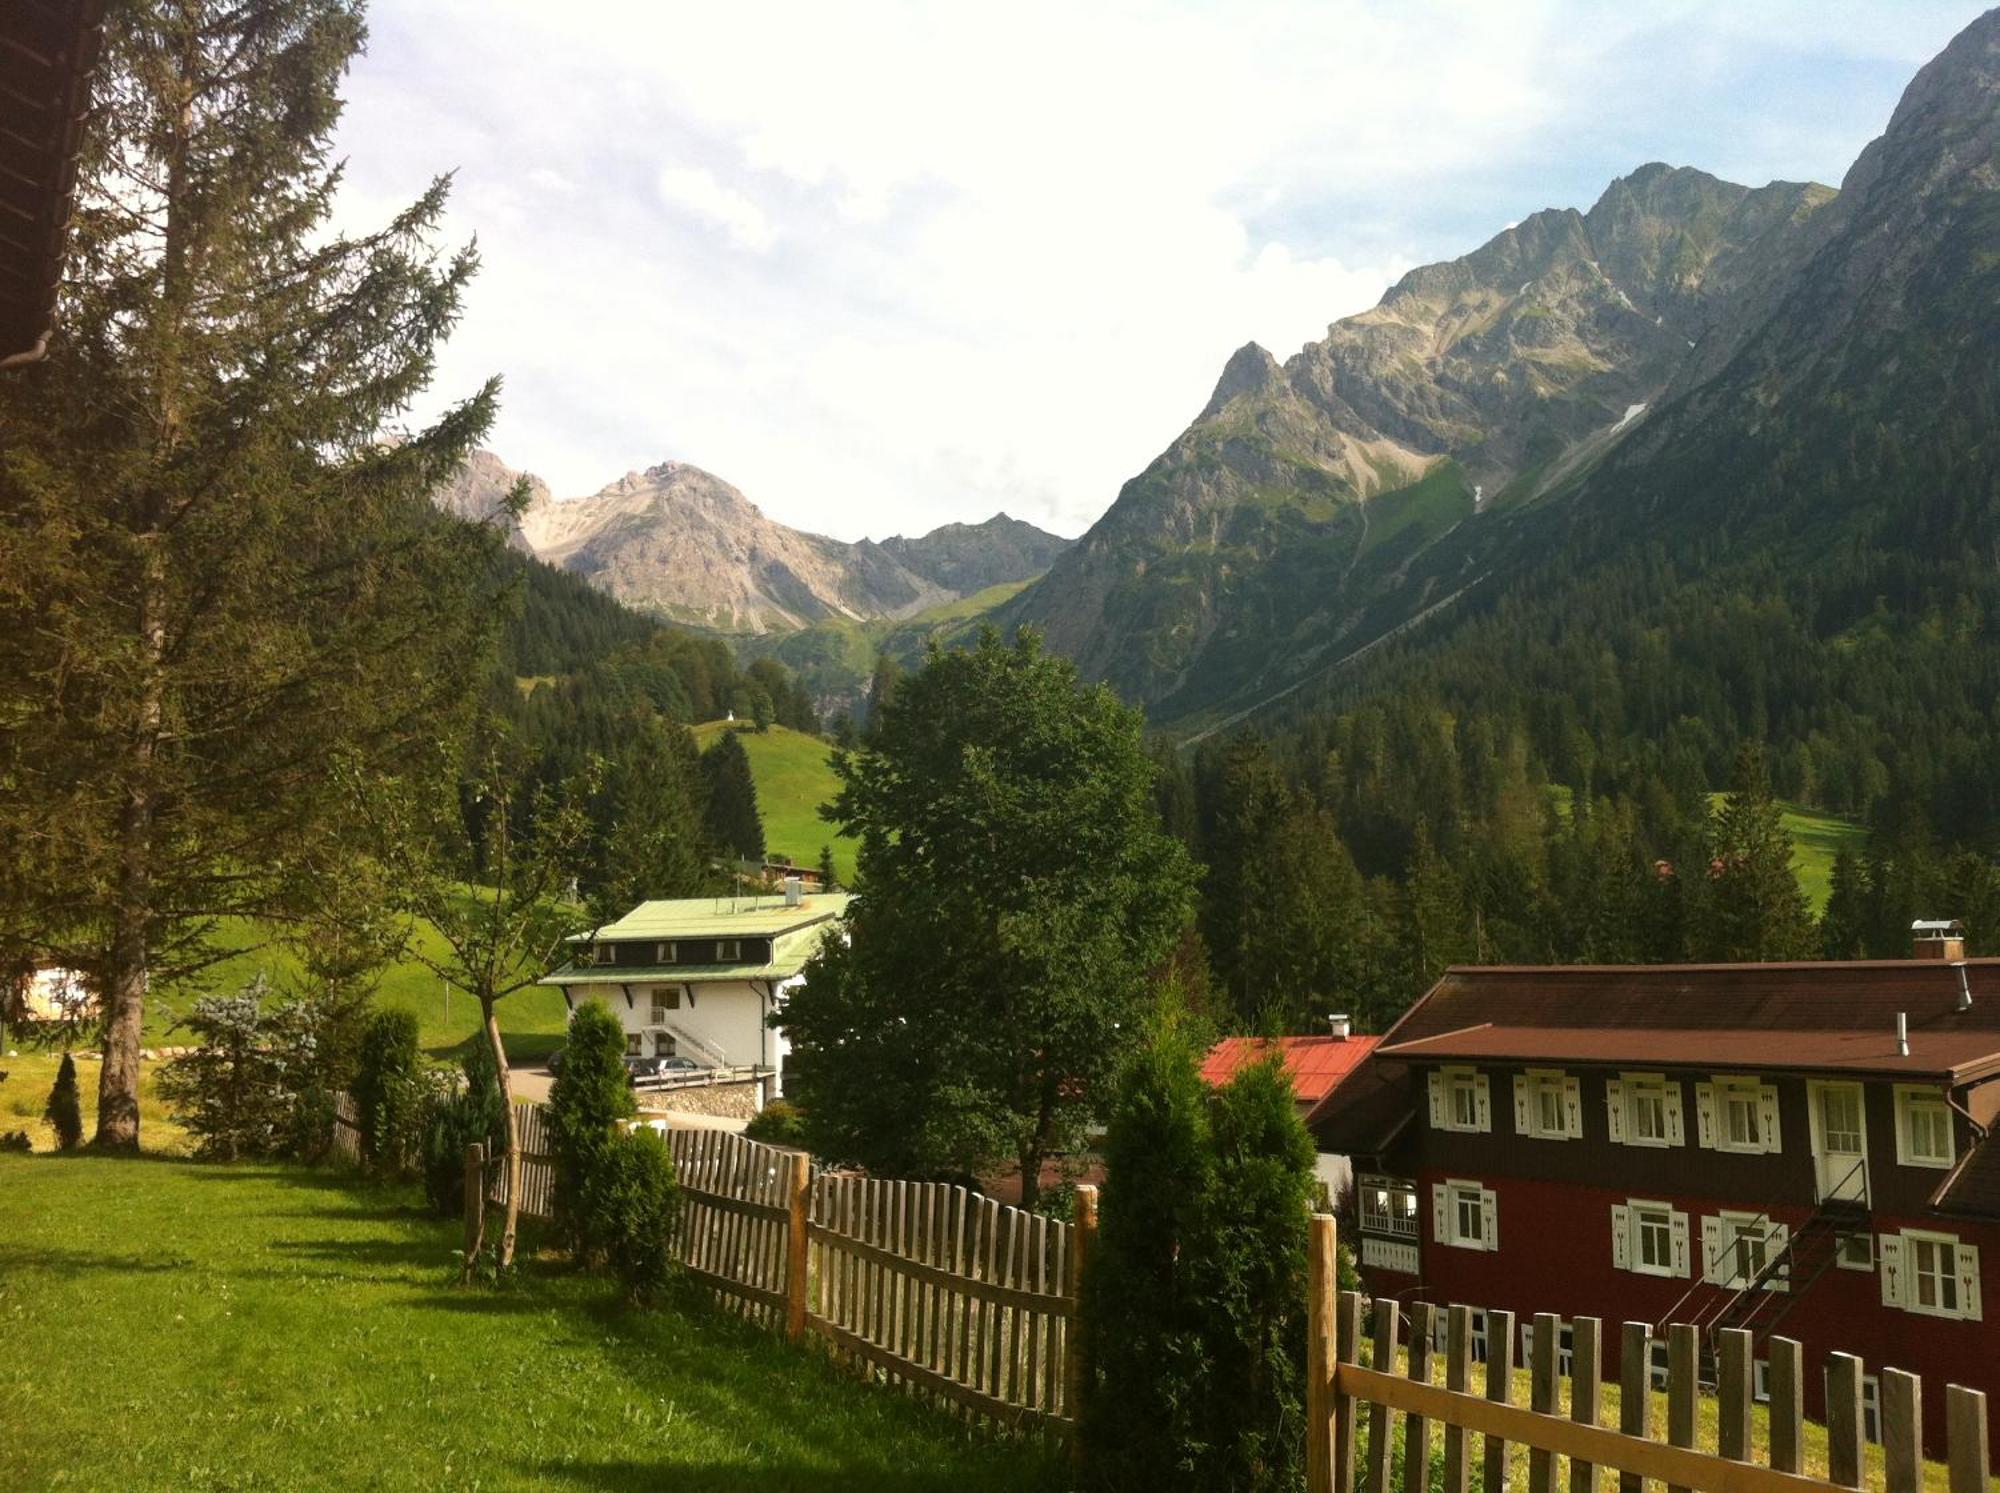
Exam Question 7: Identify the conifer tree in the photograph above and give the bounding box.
[44,1052,83,1153]
[0,1,502,1149]
[547,1000,636,1262]
[1707,743,1814,961]
[700,731,766,861]
[1820,848,1872,959]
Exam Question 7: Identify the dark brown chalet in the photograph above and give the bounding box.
[1311,925,2000,1459]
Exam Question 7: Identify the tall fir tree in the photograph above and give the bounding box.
[1707,743,1814,962]
[1820,848,1872,959]
[700,730,766,861]
[0,1,501,1149]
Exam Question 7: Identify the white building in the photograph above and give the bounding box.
[538,887,851,1110]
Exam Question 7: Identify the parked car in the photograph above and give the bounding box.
[624,1054,704,1086]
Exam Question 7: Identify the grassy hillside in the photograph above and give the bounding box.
[695,721,856,882]
[0,1156,1057,1491]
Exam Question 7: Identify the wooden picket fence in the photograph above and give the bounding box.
[329,1091,362,1167]
[1303,1218,1995,1493]
[469,1103,1092,1436]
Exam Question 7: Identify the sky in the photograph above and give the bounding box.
[332,1,1988,542]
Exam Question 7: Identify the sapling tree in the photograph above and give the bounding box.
[44,1052,83,1153]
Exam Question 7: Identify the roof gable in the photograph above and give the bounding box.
[1201,1035,1381,1104]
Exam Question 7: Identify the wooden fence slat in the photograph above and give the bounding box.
[1571,1317,1602,1493]
[1824,1352,1865,1491]
[1882,1368,1922,1493]
[1367,1296,1400,1493]
[1946,1385,1990,1493]
[1334,1289,1363,1493]
[1718,1328,1753,1464]
[1529,1312,1560,1493]
[1406,1302,1436,1493]
[1066,1184,1097,1438]
[1443,1305,1473,1493]
[1666,1323,1698,1493]
[1308,1219,1337,1493]
[1768,1337,1803,1476]
[1485,1309,1517,1493]
[1617,1323,1650,1493]
[807,1314,1068,1437]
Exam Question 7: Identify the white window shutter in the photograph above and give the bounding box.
[1958,1243,1981,1321]
[1514,1075,1532,1134]
[1766,1223,1791,1292]
[1665,1084,1686,1146]
[1760,1085,1782,1153]
[1433,1183,1449,1243]
[1481,1189,1498,1252]
[1610,1205,1631,1270]
[1564,1076,1583,1138]
[1879,1234,1906,1308]
[1429,1072,1445,1129]
[1702,1217,1725,1284]
[1474,1072,1492,1132]
[1605,1080,1626,1144]
[1670,1212,1691,1277]
[1696,1082,1716,1148]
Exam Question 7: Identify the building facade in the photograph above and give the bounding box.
[1313,943,2000,1457]
[538,888,851,1110]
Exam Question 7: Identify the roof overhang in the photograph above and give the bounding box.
[1,0,104,365]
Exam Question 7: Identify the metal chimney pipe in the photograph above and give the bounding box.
[1896,1011,1910,1058]
[1955,962,1973,1012]
[1327,1013,1351,1041]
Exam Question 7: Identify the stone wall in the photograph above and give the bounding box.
[638,1078,763,1122]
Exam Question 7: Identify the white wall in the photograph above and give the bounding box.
[575,981,776,1074]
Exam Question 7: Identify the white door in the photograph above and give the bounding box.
[1810,1082,1869,1203]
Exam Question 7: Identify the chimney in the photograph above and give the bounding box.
[1912,919,1966,960]
[1896,1011,1910,1058]
[1327,1013,1352,1042]
[784,877,804,907]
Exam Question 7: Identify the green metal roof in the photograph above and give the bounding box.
[571,892,853,942]
[542,960,807,988]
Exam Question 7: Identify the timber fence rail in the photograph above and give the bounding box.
[330,1092,362,1168]
[469,1101,1095,1437]
[1304,1217,1994,1493]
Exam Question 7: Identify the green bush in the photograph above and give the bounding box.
[546,1000,635,1259]
[742,1098,807,1149]
[422,1037,509,1215]
[43,1053,82,1152]
[353,1008,425,1177]
[1079,1015,1214,1491]
[584,1124,681,1302]
[157,977,323,1161]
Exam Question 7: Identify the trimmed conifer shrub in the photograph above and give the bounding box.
[1078,1015,1214,1490]
[422,1037,510,1215]
[546,1000,636,1260]
[742,1099,808,1149]
[584,1125,681,1302]
[353,1008,425,1176]
[44,1052,83,1152]
[1188,1054,1316,1491]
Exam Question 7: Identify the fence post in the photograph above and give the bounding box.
[1308,1214,1337,1493]
[785,1150,811,1343]
[461,1140,486,1283]
[1065,1183,1099,1460]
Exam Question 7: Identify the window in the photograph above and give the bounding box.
[1612,1200,1690,1278]
[1607,1073,1684,1147]
[649,988,681,1022]
[1703,1211,1788,1290]
[591,942,617,966]
[1697,1077,1780,1154]
[1514,1069,1580,1140]
[1428,1067,1491,1134]
[717,938,743,962]
[1753,1360,1771,1404]
[654,942,678,965]
[1359,1176,1420,1238]
[1862,1376,1881,1444]
[1895,1086,1954,1169]
[1520,1320,1574,1377]
[1837,1233,1874,1271]
[1883,1230,1982,1320]
[1647,1339,1671,1391]
[1428,1306,1490,1364]
[1434,1179,1497,1251]
[652,1031,675,1058]
[624,1032,642,1056]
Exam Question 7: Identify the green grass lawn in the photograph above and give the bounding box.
[693,721,856,883]
[0,1154,1063,1492]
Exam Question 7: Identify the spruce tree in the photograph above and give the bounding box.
[1080,1010,1214,1490]
[0,2,502,1149]
[547,1000,636,1262]
[1708,743,1814,961]
[1820,848,1872,959]
[700,730,765,861]
[44,1052,83,1153]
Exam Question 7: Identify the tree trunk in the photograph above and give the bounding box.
[484,998,521,1271]
[1017,1146,1042,1212]
[94,680,159,1151]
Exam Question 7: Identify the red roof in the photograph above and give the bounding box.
[1202,1034,1381,1105]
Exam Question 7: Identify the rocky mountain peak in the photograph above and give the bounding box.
[1201,341,1282,418]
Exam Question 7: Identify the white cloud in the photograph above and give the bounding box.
[330,0,1985,542]
[655,165,777,253]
